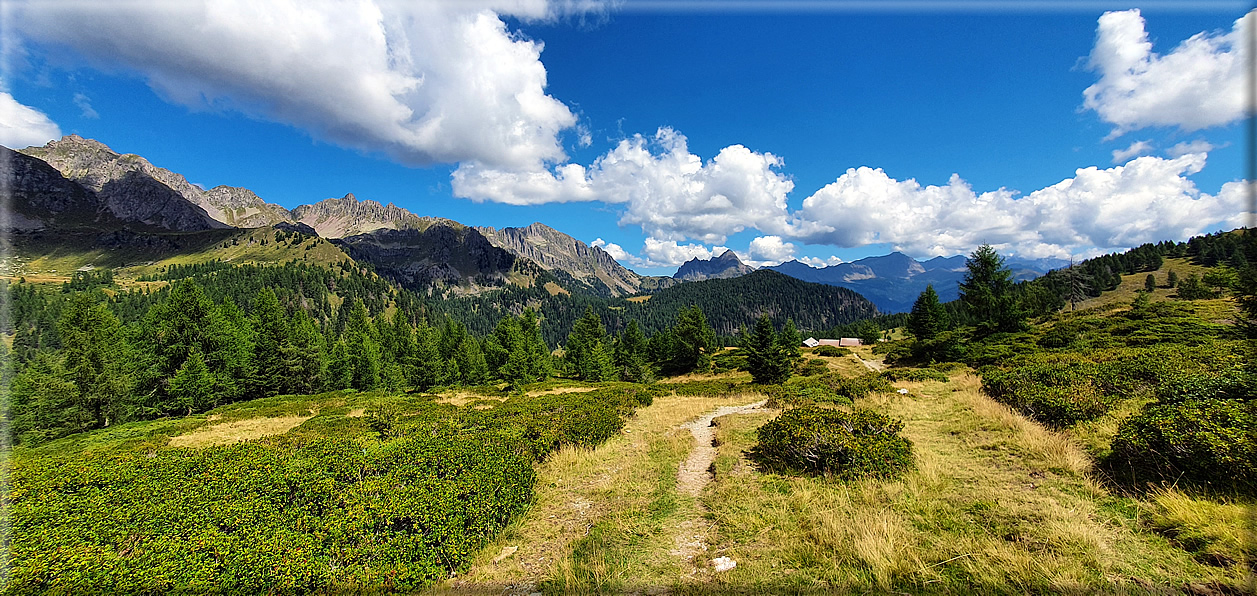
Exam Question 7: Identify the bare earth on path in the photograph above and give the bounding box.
[430,394,771,595]
[672,401,770,566]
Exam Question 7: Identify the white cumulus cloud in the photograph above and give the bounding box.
[794,153,1250,259]
[1084,9,1254,136]
[740,235,796,267]
[1166,139,1216,158]
[454,127,795,244]
[0,89,61,148]
[12,0,597,170]
[799,256,843,268]
[641,238,729,268]
[1111,139,1152,163]
[590,237,643,267]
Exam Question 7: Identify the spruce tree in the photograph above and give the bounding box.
[613,320,650,383]
[326,340,353,390]
[283,310,326,395]
[58,294,130,428]
[959,244,1025,333]
[907,284,950,341]
[1144,274,1156,293]
[168,347,213,415]
[250,288,291,397]
[565,306,614,381]
[780,319,802,370]
[411,321,444,389]
[667,305,718,374]
[742,315,790,385]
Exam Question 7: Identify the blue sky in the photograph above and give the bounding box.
[2,1,1253,275]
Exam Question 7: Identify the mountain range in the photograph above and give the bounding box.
[8,136,681,297]
[6,135,1064,316]
[767,252,1065,313]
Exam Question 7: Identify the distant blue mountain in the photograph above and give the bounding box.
[767,252,1067,313]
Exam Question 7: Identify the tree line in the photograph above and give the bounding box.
[3,276,728,445]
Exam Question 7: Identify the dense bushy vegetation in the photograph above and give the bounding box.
[749,406,914,479]
[6,383,653,594]
[874,228,1257,496]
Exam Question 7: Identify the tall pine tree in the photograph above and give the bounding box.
[959,244,1024,334]
[907,284,950,341]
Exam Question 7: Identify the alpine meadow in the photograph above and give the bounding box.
[2,3,1256,595]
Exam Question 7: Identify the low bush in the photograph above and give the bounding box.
[7,432,535,594]
[1108,398,1257,495]
[813,345,851,357]
[749,406,914,479]
[467,392,625,461]
[879,368,950,383]
[758,377,851,408]
[795,358,830,377]
[665,379,747,397]
[827,372,894,400]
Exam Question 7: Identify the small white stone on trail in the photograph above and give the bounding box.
[897,388,909,394]
[493,546,519,563]
[712,557,736,572]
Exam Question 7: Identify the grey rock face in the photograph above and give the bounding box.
[475,222,670,297]
[673,250,755,281]
[291,194,450,239]
[3,147,105,231]
[332,224,516,291]
[20,135,292,230]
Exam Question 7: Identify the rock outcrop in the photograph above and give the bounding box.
[673,250,755,282]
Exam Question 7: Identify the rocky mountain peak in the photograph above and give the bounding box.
[290,193,446,239]
[673,249,755,281]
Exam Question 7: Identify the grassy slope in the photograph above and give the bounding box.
[5,227,354,287]
[426,370,1250,594]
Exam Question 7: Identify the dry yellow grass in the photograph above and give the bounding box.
[167,415,312,448]
[626,295,651,303]
[697,372,1242,593]
[435,392,509,407]
[432,394,758,594]
[542,281,569,296]
[525,386,597,397]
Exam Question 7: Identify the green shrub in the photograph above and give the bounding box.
[1109,399,1257,495]
[467,392,624,461]
[813,345,851,357]
[749,406,913,479]
[665,379,746,397]
[796,358,830,376]
[880,368,950,383]
[7,433,534,594]
[826,372,894,400]
[1155,368,1255,404]
[758,377,851,408]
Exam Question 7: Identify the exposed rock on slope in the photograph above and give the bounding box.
[673,250,755,281]
[21,136,295,229]
[475,222,675,297]
[3,147,107,231]
[20,136,232,231]
[291,194,451,238]
[332,225,519,292]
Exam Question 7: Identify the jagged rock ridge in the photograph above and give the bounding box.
[673,250,756,281]
[474,222,676,297]
[19,135,291,230]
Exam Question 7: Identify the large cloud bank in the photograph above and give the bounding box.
[11,0,595,170]
[1084,9,1254,136]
